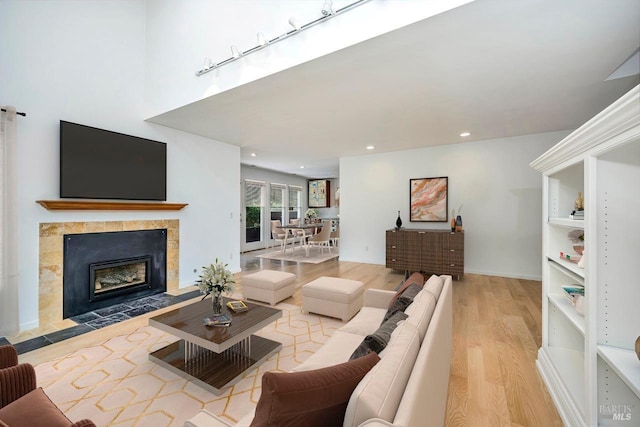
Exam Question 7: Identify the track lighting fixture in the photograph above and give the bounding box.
[321,0,334,16]
[288,16,302,30]
[195,0,373,77]
[203,57,213,70]
[257,32,268,46]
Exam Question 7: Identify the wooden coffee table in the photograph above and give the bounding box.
[148,297,282,395]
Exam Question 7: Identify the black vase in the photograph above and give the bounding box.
[396,211,402,229]
[455,215,463,232]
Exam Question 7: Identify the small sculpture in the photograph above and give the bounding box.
[574,191,584,211]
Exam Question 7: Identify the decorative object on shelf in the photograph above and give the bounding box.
[574,191,584,211]
[197,258,235,315]
[568,229,585,254]
[450,209,456,231]
[574,295,585,316]
[410,177,448,222]
[577,248,586,269]
[635,336,640,361]
[395,211,403,230]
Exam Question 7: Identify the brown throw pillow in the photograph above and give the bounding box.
[251,352,380,427]
[388,272,424,309]
[0,388,72,427]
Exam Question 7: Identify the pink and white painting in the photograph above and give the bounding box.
[410,177,448,222]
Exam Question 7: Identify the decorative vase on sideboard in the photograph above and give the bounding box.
[396,211,402,230]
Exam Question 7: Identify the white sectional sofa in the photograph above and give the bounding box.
[185,274,453,427]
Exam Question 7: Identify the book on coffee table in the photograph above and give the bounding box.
[203,314,232,327]
[226,300,248,312]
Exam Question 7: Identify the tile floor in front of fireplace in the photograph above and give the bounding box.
[0,290,201,355]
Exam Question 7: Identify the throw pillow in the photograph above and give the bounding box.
[0,388,72,427]
[250,352,380,427]
[350,311,408,360]
[383,283,423,322]
[388,272,424,309]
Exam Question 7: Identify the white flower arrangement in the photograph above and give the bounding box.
[305,208,318,219]
[197,258,235,297]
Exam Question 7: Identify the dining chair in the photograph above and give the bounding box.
[330,226,339,247]
[289,218,310,248]
[305,220,332,255]
[270,220,288,252]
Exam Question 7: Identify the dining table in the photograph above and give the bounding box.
[277,223,323,254]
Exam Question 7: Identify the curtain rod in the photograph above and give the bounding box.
[1,108,26,117]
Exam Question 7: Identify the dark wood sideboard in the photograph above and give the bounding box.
[386,229,464,279]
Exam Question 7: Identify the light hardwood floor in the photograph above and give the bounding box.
[19,254,562,426]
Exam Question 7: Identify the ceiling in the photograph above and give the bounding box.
[149,0,640,179]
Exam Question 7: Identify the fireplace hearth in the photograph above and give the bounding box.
[63,229,167,318]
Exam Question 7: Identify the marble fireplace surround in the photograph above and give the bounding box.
[39,220,179,327]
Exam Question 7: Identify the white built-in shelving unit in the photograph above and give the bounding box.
[531,85,640,427]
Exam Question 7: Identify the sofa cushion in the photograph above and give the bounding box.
[291,330,364,372]
[424,274,444,301]
[383,284,422,322]
[343,322,421,427]
[350,311,408,360]
[338,307,387,336]
[0,387,71,427]
[404,290,436,340]
[251,352,380,427]
[388,272,424,309]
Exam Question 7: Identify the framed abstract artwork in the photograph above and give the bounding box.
[410,177,448,222]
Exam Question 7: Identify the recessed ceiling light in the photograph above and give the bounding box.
[250,152,256,157]
[366,145,375,150]
[460,132,471,137]
[300,165,305,169]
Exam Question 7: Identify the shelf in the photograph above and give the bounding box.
[548,260,584,285]
[548,257,585,279]
[597,345,640,398]
[36,200,188,211]
[548,295,585,335]
[549,218,584,228]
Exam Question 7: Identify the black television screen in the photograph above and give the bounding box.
[60,121,167,201]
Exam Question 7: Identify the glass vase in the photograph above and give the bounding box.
[212,293,222,315]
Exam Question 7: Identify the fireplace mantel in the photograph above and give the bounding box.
[36,200,188,211]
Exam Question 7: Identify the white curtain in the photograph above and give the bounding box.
[0,106,19,337]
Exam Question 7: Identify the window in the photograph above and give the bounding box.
[289,185,302,220]
[245,180,265,243]
[270,183,286,223]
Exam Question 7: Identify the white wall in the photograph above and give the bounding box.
[0,0,240,330]
[339,131,570,280]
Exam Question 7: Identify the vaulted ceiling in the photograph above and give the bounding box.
[150,0,640,178]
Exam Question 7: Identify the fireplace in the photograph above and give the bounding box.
[63,229,167,318]
[90,256,151,301]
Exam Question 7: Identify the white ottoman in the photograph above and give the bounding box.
[242,270,296,305]
[302,277,365,321]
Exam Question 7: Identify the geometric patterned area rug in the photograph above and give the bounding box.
[35,303,343,426]
[256,246,339,264]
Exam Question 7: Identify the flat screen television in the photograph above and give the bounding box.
[60,121,167,201]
